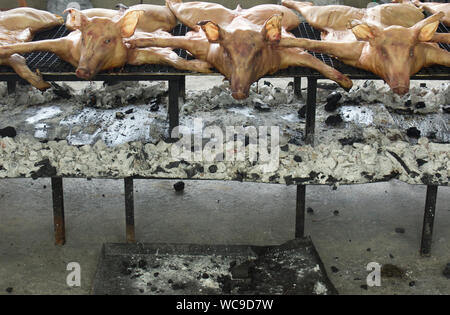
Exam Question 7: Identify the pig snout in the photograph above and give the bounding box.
[232,91,248,100]
[75,68,93,80]
[387,77,410,95]
[230,75,251,100]
[392,86,409,95]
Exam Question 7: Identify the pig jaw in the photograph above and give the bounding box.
[390,84,409,96]
[229,60,269,100]
[75,56,106,80]
[75,67,92,80]
[230,77,252,100]
[383,67,412,96]
[231,91,248,100]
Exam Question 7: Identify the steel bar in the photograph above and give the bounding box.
[51,177,66,246]
[179,75,186,101]
[305,77,317,145]
[294,77,302,98]
[295,185,306,238]
[124,177,136,243]
[7,80,16,94]
[168,78,180,140]
[420,185,438,257]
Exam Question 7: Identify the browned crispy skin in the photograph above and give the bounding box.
[0,8,64,90]
[0,7,212,87]
[280,1,450,95]
[125,0,352,100]
[65,4,177,33]
[411,0,450,26]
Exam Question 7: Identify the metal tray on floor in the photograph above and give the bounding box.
[91,238,337,295]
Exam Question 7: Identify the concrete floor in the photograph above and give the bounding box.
[0,178,449,294]
[0,76,449,294]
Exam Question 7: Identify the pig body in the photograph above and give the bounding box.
[0,7,64,90]
[0,7,212,85]
[128,0,352,100]
[166,0,301,31]
[65,4,177,33]
[410,1,450,26]
[408,0,450,43]
[281,1,450,95]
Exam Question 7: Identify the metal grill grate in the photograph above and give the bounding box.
[0,22,449,78]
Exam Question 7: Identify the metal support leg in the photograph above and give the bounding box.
[7,80,16,94]
[168,79,180,140]
[179,75,186,101]
[124,177,136,243]
[295,184,306,238]
[305,77,317,145]
[51,177,66,246]
[420,185,438,257]
[294,77,302,99]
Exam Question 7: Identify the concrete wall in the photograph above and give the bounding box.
[0,0,371,11]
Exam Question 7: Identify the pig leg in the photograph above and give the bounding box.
[0,38,79,67]
[2,54,51,90]
[424,45,450,68]
[126,35,210,60]
[279,37,363,65]
[430,33,450,44]
[280,48,353,90]
[128,47,213,73]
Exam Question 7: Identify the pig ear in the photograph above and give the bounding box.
[262,14,283,42]
[198,21,222,43]
[412,12,444,42]
[117,10,143,38]
[64,8,89,30]
[349,20,381,41]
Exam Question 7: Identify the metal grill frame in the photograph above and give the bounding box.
[0,22,446,257]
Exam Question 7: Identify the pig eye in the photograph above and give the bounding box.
[104,39,111,44]
[409,48,414,57]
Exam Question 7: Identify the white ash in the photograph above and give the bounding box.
[182,81,296,114]
[0,130,448,186]
[0,81,166,110]
[129,254,247,295]
[0,80,448,186]
[339,81,450,114]
[0,83,63,107]
[313,281,328,295]
[76,81,166,109]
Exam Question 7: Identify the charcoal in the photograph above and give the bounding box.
[298,105,306,118]
[254,100,271,112]
[0,126,17,138]
[415,101,426,109]
[443,263,450,279]
[324,91,341,112]
[395,227,405,234]
[406,127,421,138]
[173,181,185,192]
[325,114,343,126]
[51,82,72,99]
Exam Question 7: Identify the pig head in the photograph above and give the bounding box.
[350,12,443,95]
[65,8,142,80]
[198,15,283,99]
